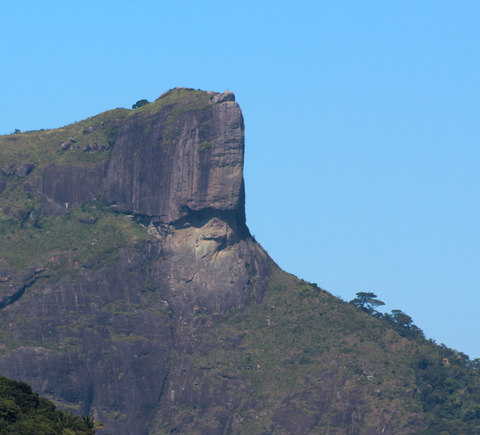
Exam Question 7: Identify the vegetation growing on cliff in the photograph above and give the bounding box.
[138,87,213,120]
[0,198,149,271]
[154,267,480,434]
[0,108,130,171]
[0,107,139,277]
[0,375,98,434]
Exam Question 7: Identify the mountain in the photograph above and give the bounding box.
[0,88,479,435]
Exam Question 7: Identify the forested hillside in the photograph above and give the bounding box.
[0,374,99,434]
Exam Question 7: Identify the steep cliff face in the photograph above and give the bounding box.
[103,89,245,224]
[101,88,267,317]
[40,160,109,215]
[0,88,272,434]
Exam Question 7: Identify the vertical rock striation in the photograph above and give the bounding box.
[0,88,272,434]
[103,89,245,224]
[102,88,270,317]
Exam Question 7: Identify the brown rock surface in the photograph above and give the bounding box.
[41,160,109,212]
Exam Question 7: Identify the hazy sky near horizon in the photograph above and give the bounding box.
[1,2,479,357]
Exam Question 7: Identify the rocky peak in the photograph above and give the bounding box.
[100,89,266,317]
[102,88,246,229]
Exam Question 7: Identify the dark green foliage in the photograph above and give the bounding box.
[0,375,96,434]
[350,291,425,340]
[413,347,480,434]
[389,309,413,328]
[132,99,149,109]
[349,291,385,314]
[381,309,426,340]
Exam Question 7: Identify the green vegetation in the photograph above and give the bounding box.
[132,88,213,131]
[137,88,213,119]
[0,108,129,171]
[0,374,97,434]
[198,140,213,152]
[0,198,150,273]
[158,267,480,434]
[413,346,480,434]
[349,291,385,314]
[350,291,424,339]
[349,290,480,434]
[160,269,423,432]
[132,99,149,109]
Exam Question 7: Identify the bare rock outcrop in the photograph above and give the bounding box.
[41,160,109,212]
[16,163,34,178]
[100,88,264,316]
[152,216,270,317]
[36,89,269,315]
[103,89,245,224]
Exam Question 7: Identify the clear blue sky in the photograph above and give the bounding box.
[1,1,479,358]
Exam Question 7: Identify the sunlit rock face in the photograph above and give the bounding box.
[0,88,272,435]
[103,88,270,317]
[103,88,245,224]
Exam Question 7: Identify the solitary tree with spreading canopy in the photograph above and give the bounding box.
[349,292,385,314]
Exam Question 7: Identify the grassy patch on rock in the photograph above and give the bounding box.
[0,199,150,273]
[0,108,130,173]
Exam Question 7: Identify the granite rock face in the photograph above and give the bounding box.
[41,160,109,213]
[103,89,245,224]
[100,88,265,317]
[0,88,273,434]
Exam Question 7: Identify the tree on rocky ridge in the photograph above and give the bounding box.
[132,99,149,109]
[350,291,385,314]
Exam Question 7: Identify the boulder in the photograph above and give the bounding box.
[83,142,108,152]
[83,126,95,134]
[77,217,97,225]
[211,89,235,103]
[16,164,34,178]
[1,165,14,177]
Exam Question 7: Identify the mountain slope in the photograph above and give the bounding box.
[148,266,480,434]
